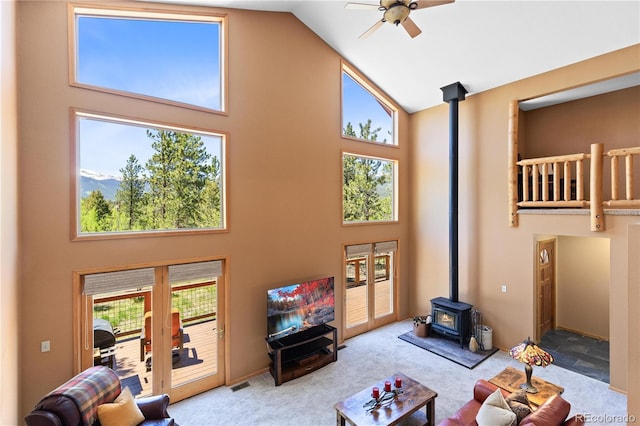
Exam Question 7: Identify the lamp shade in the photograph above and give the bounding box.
[509,337,554,367]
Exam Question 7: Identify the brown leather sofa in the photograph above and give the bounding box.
[25,366,175,426]
[439,379,584,426]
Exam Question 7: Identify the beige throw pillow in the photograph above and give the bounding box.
[97,387,145,426]
[476,388,518,426]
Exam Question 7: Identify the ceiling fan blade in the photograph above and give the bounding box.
[401,16,422,38]
[359,20,384,39]
[413,0,455,10]
[345,2,380,10]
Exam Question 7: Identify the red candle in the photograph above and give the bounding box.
[384,381,392,392]
[395,376,402,388]
[372,387,380,399]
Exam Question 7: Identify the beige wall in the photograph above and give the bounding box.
[17,2,411,418]
[409,44,640,400]
[1,0,20,424]
[557,236,610,339]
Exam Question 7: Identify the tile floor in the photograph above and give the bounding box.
[540,328,610,383]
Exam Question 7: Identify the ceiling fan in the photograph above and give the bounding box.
[345,0,454,39]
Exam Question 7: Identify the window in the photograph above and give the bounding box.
[342,66,396,145]
[343,153,396,223]
[74,111,226,237]
[70,5,225,112]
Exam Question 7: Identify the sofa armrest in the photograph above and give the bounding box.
[136,394,171,419]
[519,394,571,426]
[24,411,63,426]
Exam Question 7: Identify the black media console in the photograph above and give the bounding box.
[266,323,337,386]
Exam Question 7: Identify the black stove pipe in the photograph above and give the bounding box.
[441,82,467,303]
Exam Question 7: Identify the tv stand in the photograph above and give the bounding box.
[266,324,337,386]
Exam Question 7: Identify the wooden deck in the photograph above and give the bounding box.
[346,279,393,326]
[105,319,217,397]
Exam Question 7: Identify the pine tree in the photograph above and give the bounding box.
[342,119,393,222]
[114,155,146,230]
[145,130,212,229]
[80,190,112,232]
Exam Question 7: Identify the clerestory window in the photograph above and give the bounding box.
[70,5,226,113]
[341,65,396,145]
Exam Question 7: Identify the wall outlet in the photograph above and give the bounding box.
[501,284,507,293]
[41,340,50,352]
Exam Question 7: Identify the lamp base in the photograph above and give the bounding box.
[519,382,539,394]
[521,363,539,393]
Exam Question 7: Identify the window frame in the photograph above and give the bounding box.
[341,151,399,225]
[341,62,398,146]
[67,3,228,115]
[71,108,229,241]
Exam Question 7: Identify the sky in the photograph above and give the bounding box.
[76,11,394,178]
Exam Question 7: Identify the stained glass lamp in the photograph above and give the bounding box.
[509,337,554,393]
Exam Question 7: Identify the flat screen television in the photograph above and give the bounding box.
[267,276,335,342]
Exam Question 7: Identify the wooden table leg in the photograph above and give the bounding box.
[426,399,435,426]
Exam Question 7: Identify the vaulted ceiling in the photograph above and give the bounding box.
[150,1,640,113]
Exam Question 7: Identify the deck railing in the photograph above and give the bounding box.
[94,281,216,339]
[509,141,640,231]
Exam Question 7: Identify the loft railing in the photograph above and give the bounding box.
[509,141,640,232]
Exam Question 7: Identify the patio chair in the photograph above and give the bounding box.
[140,308,184,362]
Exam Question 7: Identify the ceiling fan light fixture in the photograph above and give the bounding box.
[383,4,410,25]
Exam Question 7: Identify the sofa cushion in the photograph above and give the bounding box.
[505,390,533,424]
[98,387,145,426]
[476,389,517,426]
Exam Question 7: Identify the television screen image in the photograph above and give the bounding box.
[267,277,335,341]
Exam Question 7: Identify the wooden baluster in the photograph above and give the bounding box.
[626,154,634,200]
[576,160,584,201]
[541,163,549,201]
[522,165,529,202]
[553,162,560,201]
[590,143,604,232]
[532,164,539,201]
[611,155,619,200]
[563,161,571,201]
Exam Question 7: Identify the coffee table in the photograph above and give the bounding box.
[334,372,437,426]
[489,366,564,407]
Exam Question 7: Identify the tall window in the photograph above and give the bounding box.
[343,153,396,223]
[74,111,226,237]
[70,6,225,112]
[342,66,396,145]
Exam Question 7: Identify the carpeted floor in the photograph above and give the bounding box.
[397,331,498,369]
[168,320,626,426]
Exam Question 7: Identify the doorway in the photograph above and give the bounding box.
[343,241,397,339]
[74,259,225,403]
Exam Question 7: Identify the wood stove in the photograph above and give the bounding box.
[431,297,472,348]
[429,82,473,348]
